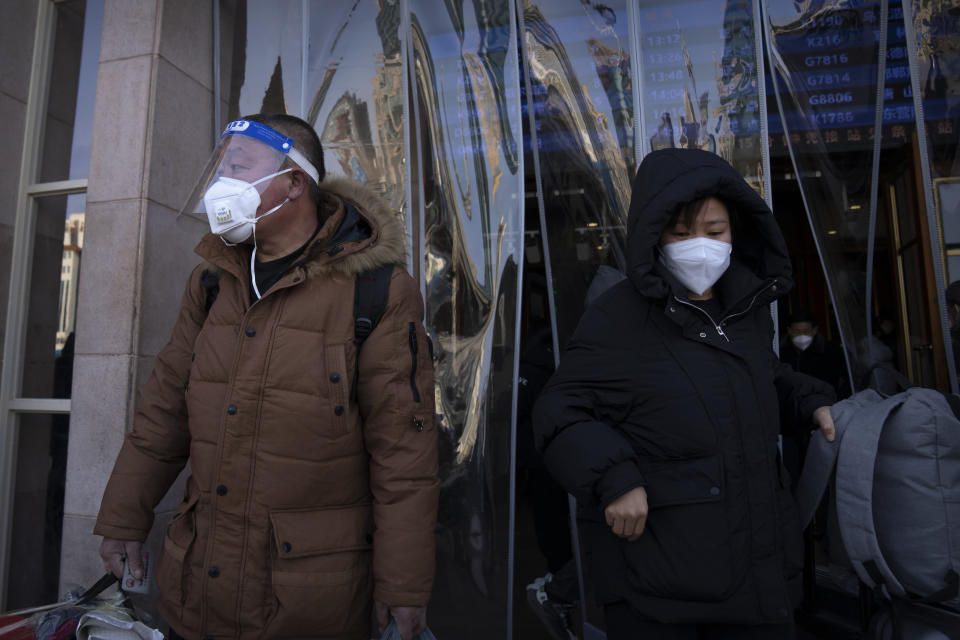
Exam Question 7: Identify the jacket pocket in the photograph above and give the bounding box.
[623,455,743,602]
[157,492,199,619]
[407,323,421,403]
[263,503,374,637]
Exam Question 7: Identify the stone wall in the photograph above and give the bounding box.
[61,0,215,611]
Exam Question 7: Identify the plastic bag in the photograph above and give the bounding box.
[379,620,437,640]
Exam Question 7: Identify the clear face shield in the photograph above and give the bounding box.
[178,119,320,245]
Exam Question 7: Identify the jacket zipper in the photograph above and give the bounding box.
[407,322,421,403]
[673,297,730,342]
[718,280,777,328]
[672,279,777,343]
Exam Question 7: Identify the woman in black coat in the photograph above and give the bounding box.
[533,149,836,638]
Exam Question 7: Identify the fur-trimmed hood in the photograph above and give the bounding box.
[196,176,407,280]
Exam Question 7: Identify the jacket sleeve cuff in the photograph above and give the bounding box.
[93,521,149,542]
[596,459,645,509]
[372,586,432,608]
[799,392,836,424]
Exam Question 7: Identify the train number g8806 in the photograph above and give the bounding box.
[809,92,854,105]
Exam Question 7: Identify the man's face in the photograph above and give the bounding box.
[216,139,291,219]
[788,321,816,338]
[217,139,278,183]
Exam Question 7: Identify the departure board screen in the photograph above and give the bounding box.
[766,1,915,154]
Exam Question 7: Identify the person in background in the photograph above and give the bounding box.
[781,309,847,396]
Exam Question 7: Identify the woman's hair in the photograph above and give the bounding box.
[664,196,739,235]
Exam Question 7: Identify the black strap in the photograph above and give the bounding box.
[352,265,395,400]
[911,570,960,605]
[200,269,220,314]
[74,572,118,606]
[941,392,960,422]
[865,561,960,605]
[354,265,394,346]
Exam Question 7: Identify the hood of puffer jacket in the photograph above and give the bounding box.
[195,176,406,279]
[626,148,793,308]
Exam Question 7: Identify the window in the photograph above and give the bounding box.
[0,0,102,609]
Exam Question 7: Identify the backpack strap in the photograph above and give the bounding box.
[352,264,395,401]
[941,392,960,421]
[199,269,220,315]
[835,390,908,597]
[795,389,881,526]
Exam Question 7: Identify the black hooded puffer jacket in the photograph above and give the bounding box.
[533,149,835,624]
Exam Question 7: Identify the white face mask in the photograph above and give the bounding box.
[791,334,814,351]
[203,168,291,244]
[660,237,732,296]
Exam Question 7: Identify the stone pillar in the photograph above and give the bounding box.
[61,0,214,609]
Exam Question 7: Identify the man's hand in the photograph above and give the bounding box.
[604,486,648,542]
[375,601,427,640]
[812,405,836,442]
[99,538,144,579]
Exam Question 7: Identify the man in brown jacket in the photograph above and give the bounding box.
[95,114,439,640]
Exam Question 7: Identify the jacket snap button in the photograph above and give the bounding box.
[330,373,341,383]
[710,486,720,496]
[413,417,424,432]
[281,542,292,553]
[226,404,237,415]
[334,405,344,416]
[669,306,676,313]
[245,327,256,337]
[699,331,707,338]
[208,566,220,578]
[216,484,227,496]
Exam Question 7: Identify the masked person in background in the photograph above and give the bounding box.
[781,309,847,396]
[94,114,438,640]
[534,149,836,639]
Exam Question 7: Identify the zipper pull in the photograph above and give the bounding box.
[715,324,730,342]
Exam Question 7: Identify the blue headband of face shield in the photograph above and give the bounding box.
[220,120,320,184]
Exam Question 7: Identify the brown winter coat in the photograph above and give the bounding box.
[94,178,439,639]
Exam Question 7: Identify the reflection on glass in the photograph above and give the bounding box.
[911,0,960,184]
[305,1,408,222]
[907,0,960,386]
[638,0,765,193]
[410,0,523,634]
[521,0,633,349]
[22,196,81,399]
[224,0,303,120]
[5,414,70,609]
[765,0,890,389]
[38,0,86,183]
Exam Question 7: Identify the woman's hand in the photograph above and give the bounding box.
[604,486,648,542]
[812,405,836,442]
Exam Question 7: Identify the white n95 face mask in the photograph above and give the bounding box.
[792,334,814,351]
[202,169,291,244]
[660,237,732,296]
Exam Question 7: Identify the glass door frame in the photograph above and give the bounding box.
[0,0,88,609]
